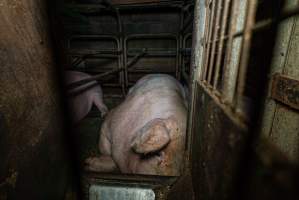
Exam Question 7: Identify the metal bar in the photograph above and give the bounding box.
[127,50,177,56]
[180,13,194,33]
[235,0,257,112]
[125,33,177,40]
[176,34,180,79]
[183,33,192,76]
[207,0,223,84]
[178,8,184,80]
[124,34,178,85]
[67,35,120,49]
[65,2,184,12]
[213,0,231,89]
[205,5,299,45]
[202,0,215,81]
[182,71,190,84]
[67,49,122,55]
[222,0,241,103]
[67,50,147,91]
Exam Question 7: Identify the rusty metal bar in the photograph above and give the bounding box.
[222,0,242,104]
[67,50,147,91]
[202,0,216,81]
[182,33,192,76]
[206,5,299,46]
[178,8,184,80]
[213,0,231,89]
[207,0,223,84]
[235,0,257,112]
[199,2,211,80]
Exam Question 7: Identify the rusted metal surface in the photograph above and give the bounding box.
[271,73,299,110]
[190,83,248,200]
[0,0,72,199]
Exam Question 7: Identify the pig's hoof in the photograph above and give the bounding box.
[84,157,98,171]
[84,156,117,172]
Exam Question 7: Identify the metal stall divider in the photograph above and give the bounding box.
[181,33,192,84]
[67,35,124,97]
[124,34,179,87]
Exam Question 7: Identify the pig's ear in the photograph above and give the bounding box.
[131,119,171,155]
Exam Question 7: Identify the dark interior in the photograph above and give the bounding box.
[1,0,299,199]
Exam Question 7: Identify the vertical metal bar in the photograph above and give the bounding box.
[183,33,192,77]
[124,37,129,88]
[176,36,180,79]
[207,0,223,85]
[199,6,210,80]
[235,0,257,112]
[222,0,245,104]
[201,0,216,81]
[213,0,231,89]
[187,0,207,162]
[178,8,184,80]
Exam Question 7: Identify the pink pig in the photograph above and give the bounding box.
[65,71,108,123]
[85,74,187,176]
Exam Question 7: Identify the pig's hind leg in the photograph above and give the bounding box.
[93,94,108,117]
[85,124,117,172]
[85,156,117,172]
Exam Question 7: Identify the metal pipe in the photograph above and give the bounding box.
[67,49,147,91]
[206,5,299,44]
[213,0,231,89]
[207,0,223,84]
[180,14,194,34]
[202,0,216,81]
[222,0,241,104]
[235,0,257,112]
[124,33,178,86]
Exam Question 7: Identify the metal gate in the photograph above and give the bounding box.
[188,0,299,199]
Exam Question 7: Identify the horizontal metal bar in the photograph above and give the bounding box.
[101,83,123,87]
[125,33,178,40]
[64,1,184,13]
[127,52,177,57]
[68,49,122,55]
[67,35,120,49]
[127,69,174,73]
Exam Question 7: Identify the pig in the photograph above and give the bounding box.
[65,70,108,123]
[85,74,187,176]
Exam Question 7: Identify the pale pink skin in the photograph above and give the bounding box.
[65,71,108,123]
[85,74,187,176]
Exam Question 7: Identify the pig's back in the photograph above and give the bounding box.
[106,74,187,168]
